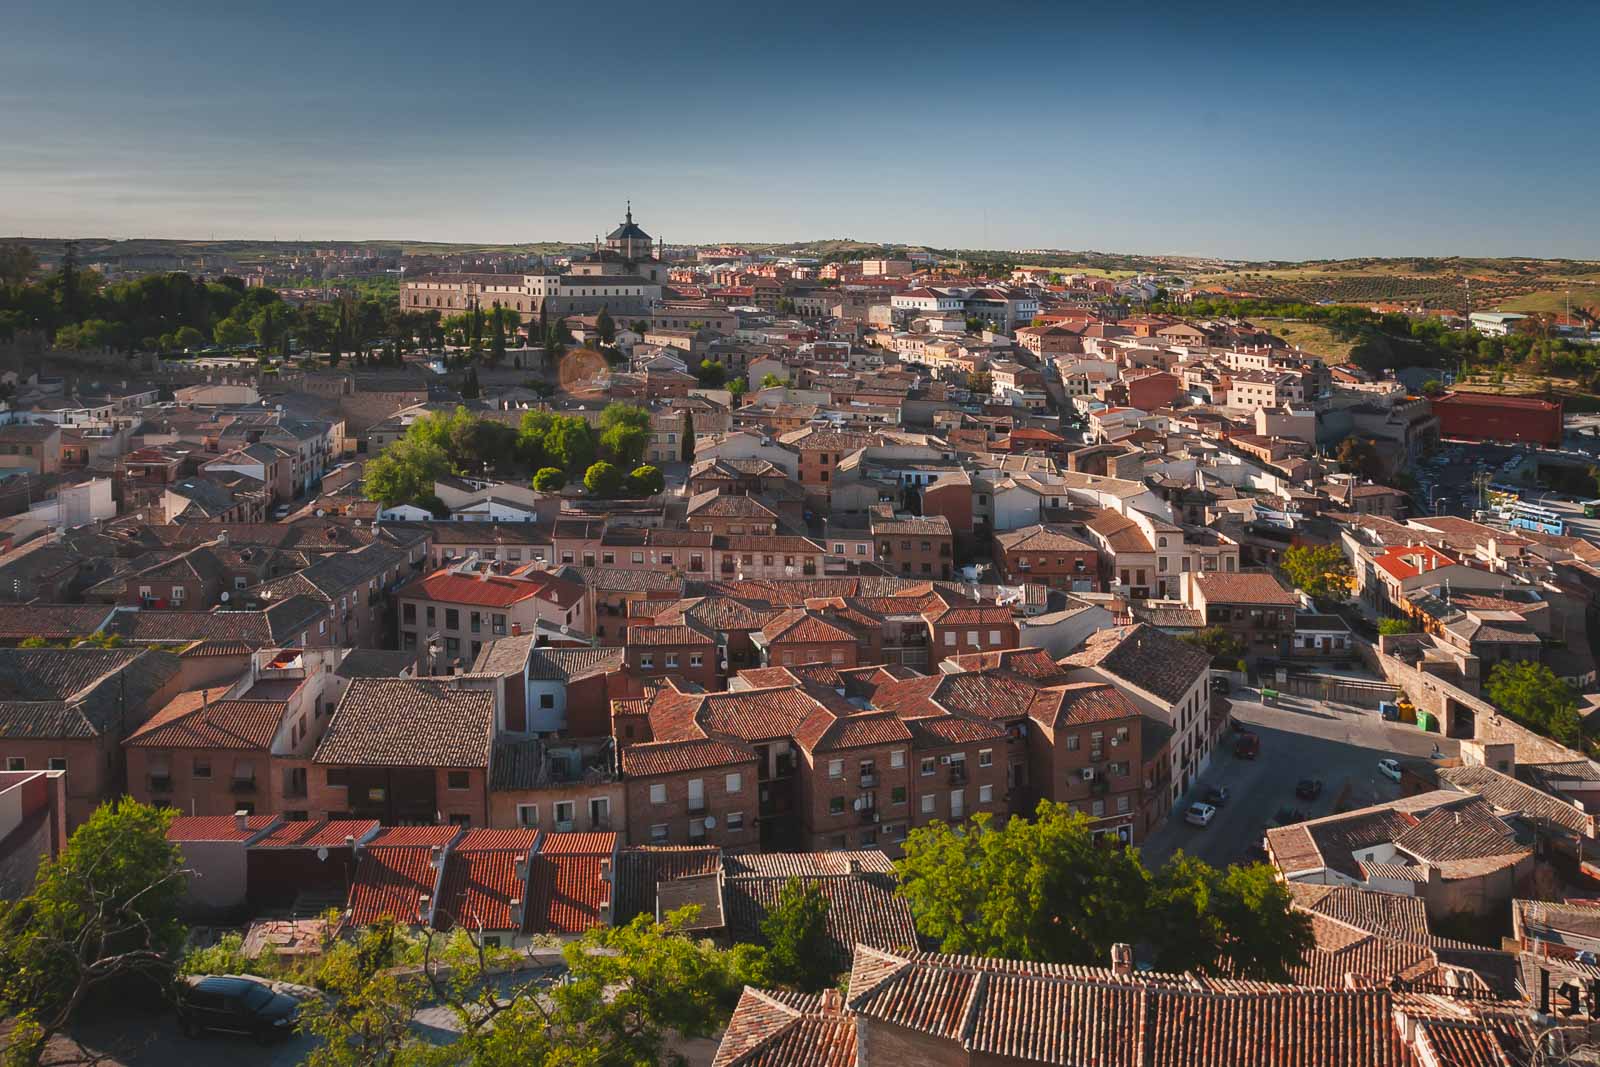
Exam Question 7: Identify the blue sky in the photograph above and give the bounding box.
[2,1,1596,260]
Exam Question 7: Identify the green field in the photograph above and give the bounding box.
[1495,287,1600,316]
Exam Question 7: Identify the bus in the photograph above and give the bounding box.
[1584,499,1600,519]
[1507,499,1565,535]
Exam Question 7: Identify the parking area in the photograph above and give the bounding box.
[1140,689,1460,870]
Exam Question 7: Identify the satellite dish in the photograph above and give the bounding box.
[701,815,716,829]
[316,846,329,862]
[315,508,325,517]
[219,591,230,603]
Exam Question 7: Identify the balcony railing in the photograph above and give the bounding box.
[860,772,878,788]
[948,765,968,786]
[555,820,574,833]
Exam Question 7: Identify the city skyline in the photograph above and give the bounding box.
[3,1,1598,260]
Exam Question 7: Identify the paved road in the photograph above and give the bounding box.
[1139,689,1459,870]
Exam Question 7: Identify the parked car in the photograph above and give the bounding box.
[177,975,300,1042]
[1211,676,1232,694]
[1203,786,1230,807]
[1185,802,1217,827]
[1234,732,1259,759]
[1295,779,1323,801]
[1377,758,1402,782]
[1273,807,1307,826]
[272,504,291,519]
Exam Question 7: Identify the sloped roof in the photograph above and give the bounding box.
[315,679,493,768]
[1063,623,1210,705]
[126,690,287,750]
[0,648,182,740]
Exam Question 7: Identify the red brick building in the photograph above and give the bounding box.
[992,524,1098,591]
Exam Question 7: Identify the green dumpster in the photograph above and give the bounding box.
[1416,710,1436,732]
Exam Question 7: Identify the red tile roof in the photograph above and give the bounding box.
[367,825,463,847]
[761,608,861,645]
[127,690,288,750]
[167,814,280,842]
[398,568,584,610]
[620,737,756,777]
[251,819,380,850]
[1191,570,1299,605]
[348,845,440,926]
[529,850,612,935]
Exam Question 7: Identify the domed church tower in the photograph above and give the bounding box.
[606,201,653,262]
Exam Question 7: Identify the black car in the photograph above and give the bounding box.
[1295,779,1323,801]
[177,975,299,1042]
[1203,786,1230,807]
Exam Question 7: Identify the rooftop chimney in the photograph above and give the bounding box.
[1110,943,1133,976]
[234,809,249,832]
[511,622,522,637]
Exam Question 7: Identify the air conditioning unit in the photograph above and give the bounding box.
[939,755,952,765]
[1081,768,1096,781]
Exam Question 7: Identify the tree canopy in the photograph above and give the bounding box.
[896,801,1311,979]
[628,464,665,497]
[1278,543,1352,600]
[531,467,566,492]
[0,800,187,1066]
[757,878,835,993]
[1486,659,1584,747]
[1180,626,1246,669]
[584,461,622,498]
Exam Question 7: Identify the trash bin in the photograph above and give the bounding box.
[1378,701,1399,722]
[1261,688,1278,706]
[1416,710,1436,732]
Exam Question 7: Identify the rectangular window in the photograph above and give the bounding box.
[891,785,906,805]
[640,653,654,668]
[920,794,935,814]
[1066,734,1080,751]
[665,653,679,668]
[517,804,538,827]
[690,653,703,667]
[890,749,905,768]
[193,757,211,779]
[921,757,936,776]
[988,630,1001,645]
[830,796,845,815]
[650,824,669,844]
[979,748,993,767]
[539,693,555,709]
[6,756,23,771]
[726,772,742,793]
[727,811,744,831]
[828,759,843,778]
[554,801,575,828]
[445,609,459,630]
[1117,795,1131,814]
[943,632,956,647]
[446,770,469,790]
[687,778,704,812]
[402,603,416,625]
[650,783,667,805]
[979,783,993,803]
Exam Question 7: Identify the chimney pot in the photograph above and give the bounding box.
[234,809,249,832]
[1110,942,1133,976]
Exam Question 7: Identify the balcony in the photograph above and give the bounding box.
[948,765,968,786]
[860,772,878,788]
[591,815,612,832]
[555,820,574,833]
[858,807,878,825]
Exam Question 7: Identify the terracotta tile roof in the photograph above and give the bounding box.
[725,864,920,974]
[0,604,113,641]
[348,845,441,927]
[537,831,617,854]
[435,830,539,932]
[0,647,182,740]
[922,603,1015,626]
[795,707,912,754]
[127,690,288,750]
[525,645,626,681]
[699,686,824,741]
[398,568,584,610]
[612,845,722,925]
[315,679,494,769]
[1392,802,1522,864]
[994,524,1095,553]
[167,814,280,843]
[1063,623,1210,705]
[653,596,777,632]
[627,620,718,646]
[251,819,380,850]
[109,609,276,647]
[1438,763,1593,838]
[1084,509,1154,552]
[1373,544,1460,583]
[760,608,862,645]
[1192,569,1299,605]
[904,713,1008,748]
[714,988,855,1067]
[942,647,1069,683]
[1027,682,1143,729]
[620,737,756,777]
[367,825,463,847]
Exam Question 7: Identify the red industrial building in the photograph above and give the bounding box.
[1432,392,1563,448]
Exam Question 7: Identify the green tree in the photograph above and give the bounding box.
[1180,626,1246,668]
[759,878,834,993]
[172,324,205,350]
[213,316,253,347]
[1377,617,1418,637]
[0,243,39,288]
[532,467,566,492]
[599,402,650,434]
[469,910,759,1067]
[595,306,616,345]
[544,416,596,475]
[584,460,622,498]
[728,377,748,399]
[1278,543,1352,600]
[760,372,786,389]
[896,801,1150,963]
[628,464,665,496]
[1334,436,1383,481]
[1486,660,1583,746]
[0,800,187,1067]
[460,365,481,400]
[600,423,649,468]
[696,359,728,388]
[363,437,450,508]
[248,301,290,349]
[1147,855,1312,980]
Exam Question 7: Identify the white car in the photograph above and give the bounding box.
[1377,758,1402,782]
[1184,802,1217,827]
